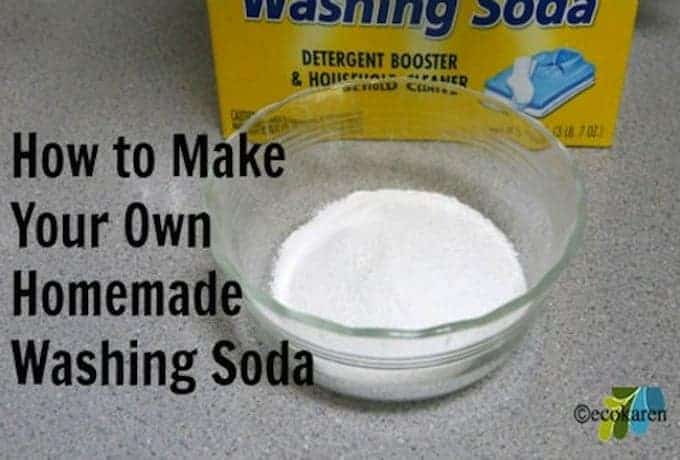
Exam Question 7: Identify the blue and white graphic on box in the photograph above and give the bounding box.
[485,49,596,118]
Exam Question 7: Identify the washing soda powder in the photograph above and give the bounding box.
[271,189,527,329]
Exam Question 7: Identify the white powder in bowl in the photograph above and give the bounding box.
[271,189,527,330]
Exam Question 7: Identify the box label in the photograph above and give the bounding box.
[208,0,638,147]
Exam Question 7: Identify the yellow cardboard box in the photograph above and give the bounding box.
[207,0,638,147]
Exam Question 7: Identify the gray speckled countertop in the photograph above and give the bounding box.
[1,1,679,458]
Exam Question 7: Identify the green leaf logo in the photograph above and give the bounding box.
[598,387,639,442]
[590,386,666,442]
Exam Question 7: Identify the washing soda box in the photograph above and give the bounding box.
[207,0,638,147]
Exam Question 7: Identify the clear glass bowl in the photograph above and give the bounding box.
[204,78,585,401]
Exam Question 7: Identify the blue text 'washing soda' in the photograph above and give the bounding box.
[242,1,600,40]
